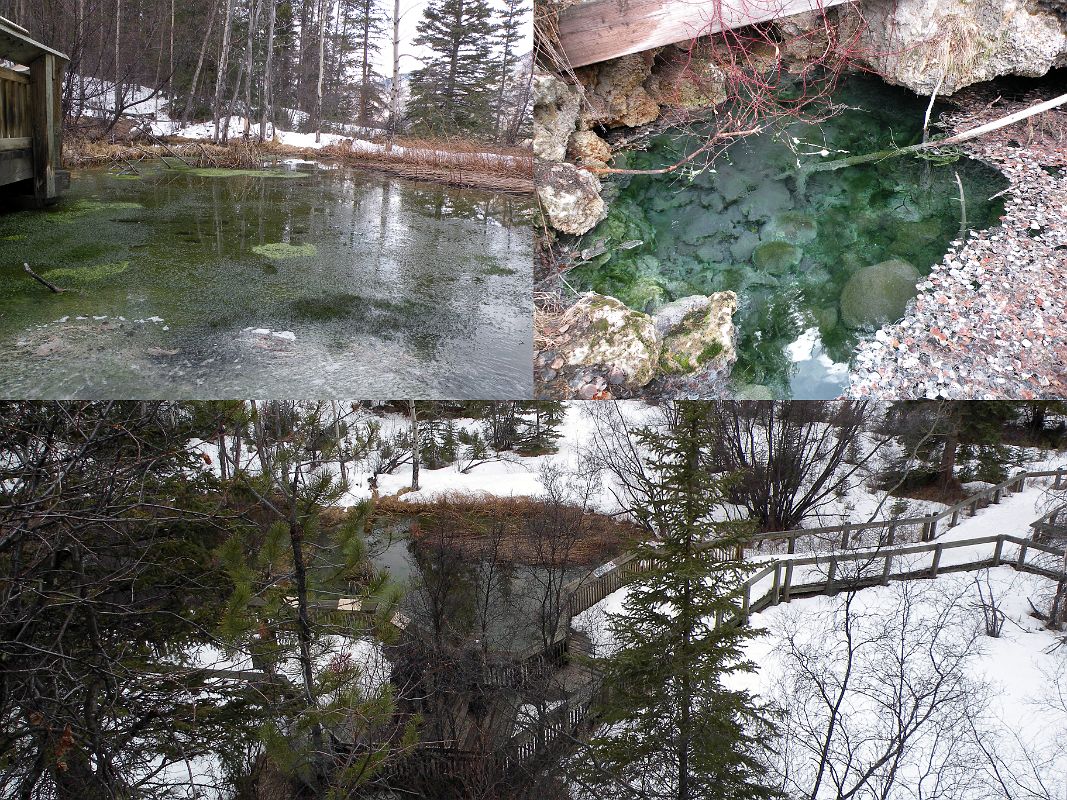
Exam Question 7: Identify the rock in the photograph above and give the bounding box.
[536,162,608,235]
[557,293,662,388]
[752,240,803,273]
[576,52,662,128]
[645,43,728,110]
[533,72,581,162]
[840,258,921,329]
[568,130,613,167]
[857,0,1067,94]
[653,292,738,375]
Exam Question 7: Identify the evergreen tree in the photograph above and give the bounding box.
[219,401,414,793]
[517,400,565,454]
[577,403,780,800]
[407,0,498,135]
[490,0,526,139]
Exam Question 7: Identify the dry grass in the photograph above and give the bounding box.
[62,131,534,194]
[373,492,642,566]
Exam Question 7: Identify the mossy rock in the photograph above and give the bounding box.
[42,260,130,284]
[839,258,920,329]
[752,240,802,273]
[252,242,318,259]
[761,211,817,245]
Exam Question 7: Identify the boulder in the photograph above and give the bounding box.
[839,258,921,329]
[558,293,662,387]
[576,52,662,128]
[568,130,613,167]
[533,72,581,162]
[857,0,1067,94]
[752,240,803,273]
[653,292,738,375]
[536,162,608,235]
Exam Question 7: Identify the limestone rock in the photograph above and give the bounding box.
[858,0,1067,94]
[533,72,581,162]
[645,44,728,110]
[536,161,608,235]
[558,293,662,387]
[568,130,613,167]
[577,52,662,128]
[653,292,738,375]
[840,258,921,329]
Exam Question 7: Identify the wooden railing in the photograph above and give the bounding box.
[565,467,1066,621]
[0,65,31,143]
[737,533,1067,624]
[1031,503,1067,542]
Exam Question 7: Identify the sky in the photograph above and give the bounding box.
[373,0,533,75]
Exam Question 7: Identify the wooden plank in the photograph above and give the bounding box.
[0,64,29,83]
[0,136,31,151]
[0,17,69,65]
[556,0,854,68]
[0,151,33,184]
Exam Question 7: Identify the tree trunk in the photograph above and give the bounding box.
[359,0,373,126]
[113,0,121,125]
[938,429,959,490]
[212,0,237,143]
[182,0,220,127]
[315,0,327,143]
[388,0,401,137]
[409,400,420,491]
[260,0,277,141]
[242,0,260,138]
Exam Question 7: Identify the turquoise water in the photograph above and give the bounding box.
[571,77,1009,398]
[0,162,533,398]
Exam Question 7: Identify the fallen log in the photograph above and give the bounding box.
[784,91,1067,178]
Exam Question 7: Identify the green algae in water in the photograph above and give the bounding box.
[43,260,130,284]
[571,75,1009,399]
[252,242,318,259]
[49,199,144,223]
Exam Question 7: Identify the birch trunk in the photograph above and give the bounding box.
[211,0,237,143]
[260,0,277,141]
[182,0,219,126]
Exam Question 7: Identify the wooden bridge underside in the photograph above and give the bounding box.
[554,0,854,68]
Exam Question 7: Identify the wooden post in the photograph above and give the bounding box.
[1016,541,1029,569]
[1055,469,1063,490]
[740,583,751,625]
[840,528,850,550]
[950,509,960,527]
[928,518,938,540]
[29,52,58,206]
[825,558,837,595]
[993,488,1002,504]
[921,520,931,541]
[886,523,896,546]
[771,563,782,606]
[992,536,1004,567]
[782,562,793,602]
[929,544,943,578]
[881,552,893,585]
[787,534,795,556]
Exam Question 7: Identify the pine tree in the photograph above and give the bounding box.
[579,403,780,800]
[218,401,413,794]
[407,0,498,135]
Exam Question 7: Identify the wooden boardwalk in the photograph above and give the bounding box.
[0,16,68,205]
[565,467,1067,621]
[554,0,854,68]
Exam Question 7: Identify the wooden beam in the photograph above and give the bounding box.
[556,0,853,68]
[0,17,68,65]
[29,52,57,205]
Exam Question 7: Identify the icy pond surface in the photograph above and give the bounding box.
[0,162,533,398]
[571,77,1009,399]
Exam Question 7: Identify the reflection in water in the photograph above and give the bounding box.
[0,163,533,398]
[570,76,1009,399]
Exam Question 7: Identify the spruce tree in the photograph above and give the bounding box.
[578,402,780,800]
[407,0,498,135]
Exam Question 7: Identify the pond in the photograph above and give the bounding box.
[570,76,1009,399]
[0,162,533,398]
[367,521,584,658]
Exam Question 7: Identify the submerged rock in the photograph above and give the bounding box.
[858,0,1067,94]
[533,73,582,162]
[653,292,738,375]
[536,162,608,235]
[558,293,661,387]
[839,258,921,329]
[752,240,803,273]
